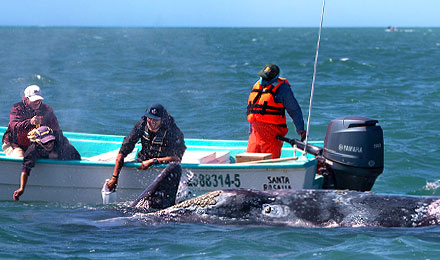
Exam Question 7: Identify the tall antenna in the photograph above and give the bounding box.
[303,0,325,158]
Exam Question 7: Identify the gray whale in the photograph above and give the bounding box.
[134,189,440,228]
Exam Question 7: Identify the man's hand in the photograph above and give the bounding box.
[106,177,118,192]
[297,130,307,141]
[13,188,24,201]
[30,116,43,126]
[138,159,154,170]
[27,128,38,142]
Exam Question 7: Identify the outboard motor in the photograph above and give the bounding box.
[278,116,384,191]
[321,116,384,191]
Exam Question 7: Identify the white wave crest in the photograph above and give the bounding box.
[424,180,440,191]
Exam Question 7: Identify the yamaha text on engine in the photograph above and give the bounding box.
[279,116,384,191]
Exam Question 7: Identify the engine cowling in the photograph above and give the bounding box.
[322,116,384,191]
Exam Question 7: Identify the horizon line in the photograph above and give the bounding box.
[0,25,439,29]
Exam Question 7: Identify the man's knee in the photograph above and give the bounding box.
[2,143,23,158]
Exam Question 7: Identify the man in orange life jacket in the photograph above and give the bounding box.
[247,64,306,159]
[2,85,60,158]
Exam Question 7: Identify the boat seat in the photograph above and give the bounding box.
[86,148,138,162]
[182,150,230,164]
[87,149,231,164]
[235,152,272,163]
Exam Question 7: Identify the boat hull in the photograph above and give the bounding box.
[0,127,321,204]
[0,158,320,204]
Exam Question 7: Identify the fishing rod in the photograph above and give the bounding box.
[302,0,326,158]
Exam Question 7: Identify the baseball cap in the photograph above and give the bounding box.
[24,85,44,102]
[258,64,280,81]
[145,104,165,120]
[35,126,55,144]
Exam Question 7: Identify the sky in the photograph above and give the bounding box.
[0,0,439,28]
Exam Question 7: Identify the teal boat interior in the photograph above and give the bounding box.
[0,126,322,168]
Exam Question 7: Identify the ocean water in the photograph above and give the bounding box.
[1,27,440,259]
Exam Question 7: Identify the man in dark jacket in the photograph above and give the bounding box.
[106,104,186,209]
[2,85,60,158]
[13,126,81,201]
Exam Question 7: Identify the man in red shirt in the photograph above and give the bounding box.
[2,85,60,158]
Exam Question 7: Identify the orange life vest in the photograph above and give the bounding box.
[247,77,287,127]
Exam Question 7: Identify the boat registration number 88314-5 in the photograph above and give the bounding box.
[187,173,241,188]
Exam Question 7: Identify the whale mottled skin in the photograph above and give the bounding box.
[134,189,440,228]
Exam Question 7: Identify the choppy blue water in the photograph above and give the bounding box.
[1,27,439,259]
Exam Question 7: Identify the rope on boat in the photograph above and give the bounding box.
[302,0,325,158]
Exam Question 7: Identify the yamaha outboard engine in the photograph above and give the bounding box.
[321,116,384,191]
[278,116,384,191]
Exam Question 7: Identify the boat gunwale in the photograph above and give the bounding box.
[0,127,320,169]
[0,155,317,169]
